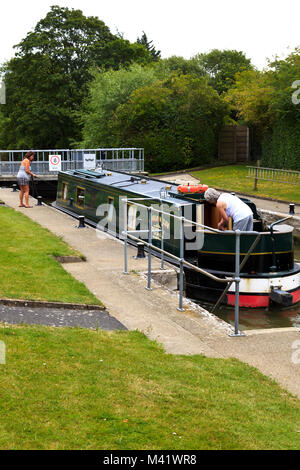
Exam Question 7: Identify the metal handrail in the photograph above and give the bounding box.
[247,166,300,185]
[0,148,144,175]
[248,165,300,173]
[269,216,293,234]
[122,198,264,336]
[269,217,293,272]
[123,231,234,284]
[126,197,260,236]
[212,233,263,312]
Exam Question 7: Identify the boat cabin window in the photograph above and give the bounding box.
[61,182,68,201]
[152,212,162,241]
[127,204,137,231]
[107,197,114,222]
[196,205,203,231]
[76,187,85,208]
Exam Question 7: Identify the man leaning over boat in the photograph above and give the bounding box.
[204,188,253,231]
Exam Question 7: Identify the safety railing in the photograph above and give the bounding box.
[0,148,144,175]
[247,166,300,188]
[122,197,261,337]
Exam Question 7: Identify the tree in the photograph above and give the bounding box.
[109,74,230,172]
[260,50,300,169]
[2,53,82,149]
[267,49,300,121]
[225,49,300,169]
[159,56,206,78]
[14,5,152,90]
[137,32,161,61]
[14,5,115,91]
[80,63,168,148]
[1,5,153,148]
[225,69,276,135]
[99,38,152,70]
[195,49,253,94]
[0,108,8,148]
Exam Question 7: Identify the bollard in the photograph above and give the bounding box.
[77,215,85,228]
[36,196,42,206]
[289,203,295,215]
[12,184,17,192]
[134,242,145,259]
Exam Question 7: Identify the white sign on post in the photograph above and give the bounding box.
[49,154,61,172]
[83,153,96,170]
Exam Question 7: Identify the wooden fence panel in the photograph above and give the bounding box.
[218,126,249,162]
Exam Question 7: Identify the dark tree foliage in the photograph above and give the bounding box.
[226,49,300,169]
[14,5,115,90]
[1,5,152,149]
[161,56,206,78]
[109,74,230,172]
[2,54,81,149]
[99,38,152,70]
[196,49,253,94]
[137,31,161,61]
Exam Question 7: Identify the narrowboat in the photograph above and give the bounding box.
[53,168,300,308]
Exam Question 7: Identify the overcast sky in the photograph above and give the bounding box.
[1,0,300,69]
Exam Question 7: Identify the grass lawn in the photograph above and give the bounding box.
[0,206,102,305]
[190,165,300,203]
[1,324,300,450]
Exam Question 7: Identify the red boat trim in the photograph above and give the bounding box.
[227,287,300,308]
[292,289,300,304]
[227,293,269,308]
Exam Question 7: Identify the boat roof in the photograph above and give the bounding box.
[60,169,193,206]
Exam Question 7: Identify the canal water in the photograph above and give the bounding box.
[195,243,300,331]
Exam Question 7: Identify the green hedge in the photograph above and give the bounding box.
[262,119,300,170]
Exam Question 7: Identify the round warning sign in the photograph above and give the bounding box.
[49,154,61,171]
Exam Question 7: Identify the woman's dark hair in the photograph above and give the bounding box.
[24,151,36,159]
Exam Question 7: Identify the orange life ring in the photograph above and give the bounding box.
[177,184,208,194]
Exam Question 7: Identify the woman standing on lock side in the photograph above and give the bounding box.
[17,151,37,208]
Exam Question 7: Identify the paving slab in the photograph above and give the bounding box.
[0,304,126,330]
[206,328,300,398]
